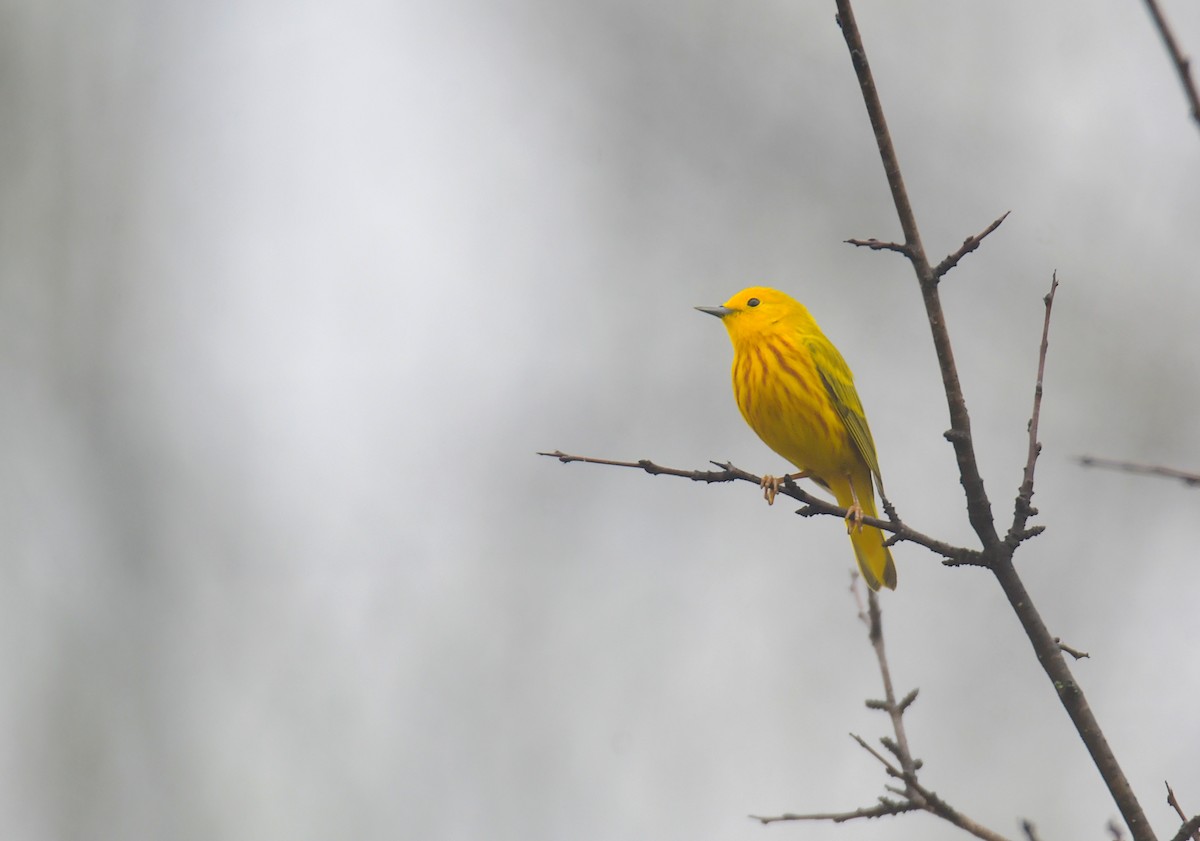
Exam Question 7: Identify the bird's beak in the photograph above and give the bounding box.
[695,305,732,319]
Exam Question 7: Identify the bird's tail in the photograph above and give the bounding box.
[846,493,897,591]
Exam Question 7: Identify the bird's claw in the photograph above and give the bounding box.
[761,471,811,506]
[845,504,865,534]
[760,475,782,506]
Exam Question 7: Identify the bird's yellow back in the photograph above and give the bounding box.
[699,286,896,590]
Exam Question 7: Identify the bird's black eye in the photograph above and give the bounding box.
[747,297,760,307]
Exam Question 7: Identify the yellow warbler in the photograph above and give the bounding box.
[697,286,897,590]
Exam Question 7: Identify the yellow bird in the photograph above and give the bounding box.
[697,287,897,590]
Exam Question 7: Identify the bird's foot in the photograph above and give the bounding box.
[845,504,865,534]
[760,475,782,506]
[760,472,809,506]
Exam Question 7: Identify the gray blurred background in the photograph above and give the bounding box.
[3,1,1198,839]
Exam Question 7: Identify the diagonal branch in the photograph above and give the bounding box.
[1141,0,1200,132]
[536,451,981,564]
[835,0,1000,551]
[1165,782,1200,841]
[933,211,1011,280]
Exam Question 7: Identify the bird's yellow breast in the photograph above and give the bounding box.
[731,333,852,482]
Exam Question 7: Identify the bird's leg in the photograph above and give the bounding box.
[844,474,865,533]
[760,471,810,505]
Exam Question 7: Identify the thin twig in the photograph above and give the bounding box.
[856,586,1013,841]
[845,237,910,255]
[1078,456,1200,487]
[865,590,918,785]
[1008,274,1059,547]
[1167,781,1188,823]
[851,731,905,780]
[536,451,981,564]
[751,579,1011,839]
[1141,0,1200,132]
[933,211,1012,280]
[1166,782,1200,841]
[914,784,1012,841]
[750,801,919,824]
[1022,819,1044,841]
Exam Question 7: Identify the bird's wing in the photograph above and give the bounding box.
[805,336,885,492]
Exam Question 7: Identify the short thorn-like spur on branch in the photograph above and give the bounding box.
[536,450,981,566]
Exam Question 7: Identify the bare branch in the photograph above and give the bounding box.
[1022,819,1044,841]
[1078,455,1200,487]
[864,590,918,784]
[537,450,742,484]
[850,731,905,780]
[1141,0,1200,132]
[933,211,1012,280]
[537,451,982,564]
[1167,781,1187,823]
[750,801,919,824]
[845,237,911,256]
[914,783,1013,841]
[856,586,1013,841]
[1008,273,1060,546]
[988,555,1155,840]
[1165,782,1200,841]
[750,579,1012,839]
[835,0,1000,551]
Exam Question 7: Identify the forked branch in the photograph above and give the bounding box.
[752,585,1012,841]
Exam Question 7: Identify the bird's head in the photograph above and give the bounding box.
[695,286,807,345]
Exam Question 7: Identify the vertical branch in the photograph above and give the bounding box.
[1010,274,1059,541]
[834,0,1000,550]
[865,589,918,784]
